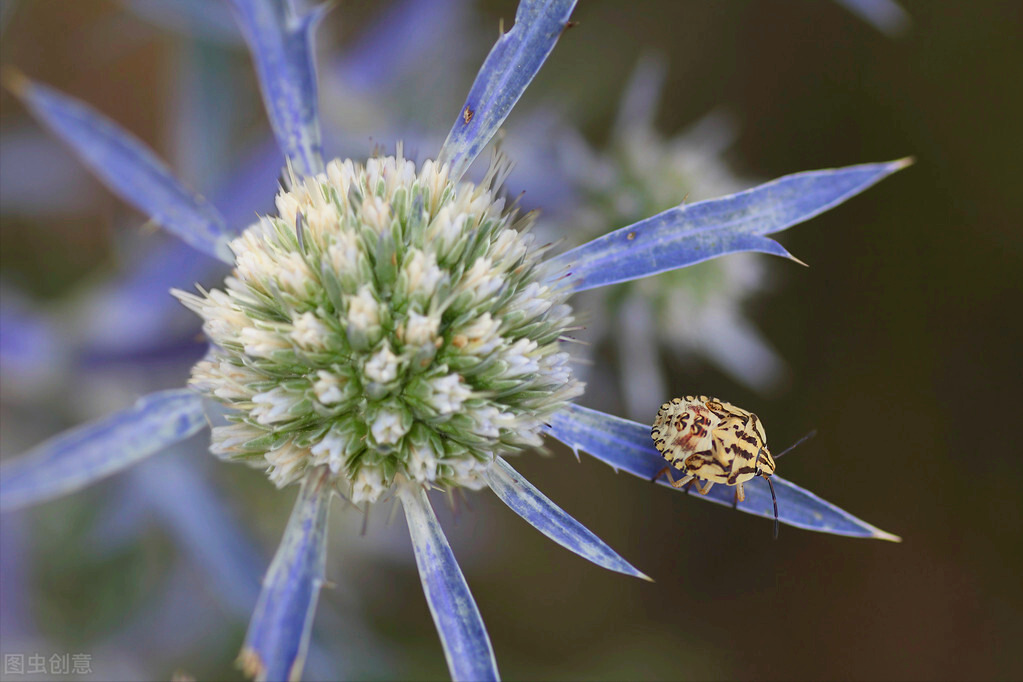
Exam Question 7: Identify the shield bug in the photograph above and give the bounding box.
[650,395,812,537]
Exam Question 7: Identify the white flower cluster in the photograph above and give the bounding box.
[558,98,783,396]
[176,151,582,502]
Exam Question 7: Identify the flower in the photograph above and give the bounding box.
[0,1,907,680]
[177,152,581,499]
[554,56,788,419]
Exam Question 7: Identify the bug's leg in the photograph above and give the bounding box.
[650,465,670,484]
[694,479,714,495]
[682,478,695,495]
[733,482,746,506]
[670,473,693,489]
[662,467,677,485]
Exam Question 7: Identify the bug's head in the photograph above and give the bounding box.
[760,429,816,540]
[756,446,777,478]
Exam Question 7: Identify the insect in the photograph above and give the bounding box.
[651,395,811,538]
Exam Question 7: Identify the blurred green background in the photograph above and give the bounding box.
[1,1,1021,680]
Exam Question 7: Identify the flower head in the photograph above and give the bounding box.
[176,152,580,499]
[558,57,785,407]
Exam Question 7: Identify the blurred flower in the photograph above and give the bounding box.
[554,56,787,419]
[1,0,906,680]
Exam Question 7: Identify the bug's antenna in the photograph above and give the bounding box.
[766,476,779,539]
[774,428,817,460]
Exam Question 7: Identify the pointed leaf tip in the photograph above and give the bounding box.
[894,156,915,170]
[548,158,911,292]
[237,649,264,681]
[8,74,234,262]
[485,457,650,581]
[872,528,903,543]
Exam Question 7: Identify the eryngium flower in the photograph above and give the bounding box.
[1,0,908,679]
[176,154,580,499]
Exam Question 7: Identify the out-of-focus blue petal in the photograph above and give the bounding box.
[696,310,787,395]
[124,0,243,45]
[88,449,344,678]
[132,450,263,615]
[612,53,667,137]
[0,129,96,217]
[105,560,219,656]
[437,0,577,181]
[547,159,912,292]
[171,39,242,189]
[88,483,152,551]
[484,456,650,580]
[6,74,234,263]
[0,291,67,398]
[75,236,216,356]
[0,512,34,635]
[398,484,498,682]
[546,404,901,541]
[334,0,467,93]
[615,293,667,421]
[70,135,283,359]
[240,467,332,682]
[502,109,577,214]
[230,0,326,176]
[0,389,208,511]
[834,0,910,36]
[85,445,262,614]
[212,137,285,230]
[72,138,284,360]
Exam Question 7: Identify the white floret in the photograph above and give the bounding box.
[291,311,331,349]
[251,387,299,425]
[428,374,472,415]
[371,409,409,445]
[209,423,265,458]
[404,311,440,346]
[351,466,387,504]
[313,370,346,405]
[364,344,401,383]
[275,252,314,296]
[265,443,308,487]
[240,327,291,357]
[502,338,540,376]
[310,427,345,473]
[347,285,380,331]
[404,250,445,296]
[407,443,440,483]
[452,313,502,355]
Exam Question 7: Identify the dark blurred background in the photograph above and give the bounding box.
[1,1,1021,680]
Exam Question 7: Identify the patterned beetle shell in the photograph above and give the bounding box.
[650,395,776,502]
